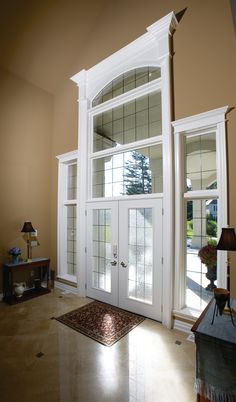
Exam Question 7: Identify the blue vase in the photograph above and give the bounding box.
[12,255,19,264]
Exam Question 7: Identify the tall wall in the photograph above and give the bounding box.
[0,68,53,289]
[50,0,236,295]
[1,0,235,297]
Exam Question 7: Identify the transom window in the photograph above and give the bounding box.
[93,91,162,152]
[90,66,163,200]
[93,144,163,198]
[92,67,161,107]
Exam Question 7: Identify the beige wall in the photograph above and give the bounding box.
[50,0,236,295]
[0,68,53,289]
[1,0,236,297]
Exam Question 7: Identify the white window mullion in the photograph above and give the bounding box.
[174,132,186,310]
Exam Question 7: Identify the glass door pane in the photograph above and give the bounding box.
[66,205,76,275]
[86,202,118,306]
[92,209,112,292]
[119,199,163,321]
[128,208,153,304]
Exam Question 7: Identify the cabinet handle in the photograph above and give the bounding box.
[120,261,127,268]
[110,260,117,266]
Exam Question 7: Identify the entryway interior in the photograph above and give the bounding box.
[0,289,196,402]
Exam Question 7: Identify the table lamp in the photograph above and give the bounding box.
[21,221,36,262]
[216,227,236,291]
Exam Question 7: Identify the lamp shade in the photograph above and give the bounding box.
[21,221,35,233]
[216,228,236,251]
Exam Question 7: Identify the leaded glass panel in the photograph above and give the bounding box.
[92,67,161,107]
[128,208,153,303]
[92,209,112,292]
[93,91,162,152]
[186,199,217,310]
[186,133,217,191]
[93,144,163,198]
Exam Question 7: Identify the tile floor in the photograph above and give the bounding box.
[0,289,196,402]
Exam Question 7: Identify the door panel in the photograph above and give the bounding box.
[86,202,118,305]
[119,199,163,321]
[86,199,163,321]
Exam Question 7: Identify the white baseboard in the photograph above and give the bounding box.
[54,280,78,294]
[173,319,193,334]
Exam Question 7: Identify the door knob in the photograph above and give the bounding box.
[120,261,127,268]
[110,260,117,266]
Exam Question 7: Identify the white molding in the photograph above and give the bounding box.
[147,12,178,38]
[183,190,219,199]
[57,274,77,284]
[56,149,78,162]
[86,193,163,203]
[173,319,194,334]
[55,280,78,294]
[172,106,229,133]
[71,12,177,102]
[89,135,163,161]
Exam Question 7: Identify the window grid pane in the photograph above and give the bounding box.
[128,208,153,304]
[67,205,77,276]
[186,133,217,192]
[93,145,163,198]
[92,67,161,107]
[92,209,112,292]
[93,91,162,152]
[67,164,77,200]
[186,199,217,311]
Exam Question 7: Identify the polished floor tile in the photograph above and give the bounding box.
[0,289,196,402]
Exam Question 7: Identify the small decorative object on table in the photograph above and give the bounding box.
[198,244,217,291]
[13,282,26,298]
[8,247,21,264]
[211,288,235,326]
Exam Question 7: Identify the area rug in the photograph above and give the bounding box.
[55,301,145,346]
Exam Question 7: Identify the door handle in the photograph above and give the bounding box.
[120,261,127,268]
[110,260,117,266]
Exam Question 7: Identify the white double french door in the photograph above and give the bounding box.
[86,199,163,321]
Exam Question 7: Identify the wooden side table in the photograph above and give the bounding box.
[192,299,236,402]
[3,258,51,304]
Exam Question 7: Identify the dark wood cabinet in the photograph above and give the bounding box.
[192,299,236,402]
[3,258,51,304]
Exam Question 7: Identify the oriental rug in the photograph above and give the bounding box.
[55,300,145,346]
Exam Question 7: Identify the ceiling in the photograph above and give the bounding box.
[0,0,108,94]
[2,1,235,96]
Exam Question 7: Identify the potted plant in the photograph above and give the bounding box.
[8,247,21,264]
[198,244,217,291]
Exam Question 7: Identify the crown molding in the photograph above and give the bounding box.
[172,106,229,133]
[147,11,178,38]
[71,11,178,94]
[56,149,78,162]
